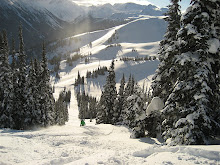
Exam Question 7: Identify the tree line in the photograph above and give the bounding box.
[120,56,156,62]
[95,60,147,138]
[0,26,69,130]
[76,91,98,121]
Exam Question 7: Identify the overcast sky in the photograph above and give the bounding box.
[72,0,191,11]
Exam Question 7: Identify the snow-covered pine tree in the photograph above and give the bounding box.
[151,0,181,101]
[208,1,220,135]
[39,42,55,127]
[13,25,29,129]
[123,83,146,138]
[96,94,107,124]
[162,0,220,145]
[96,60,117,124]
[27,59,41,127]
[31,58,44,127]
[10,37,19,129]
[78,91,88,119]
[113,74,125,124]
[0,30,14,128]
[124,74,135,97]
[121,74,135,124]
[11,38,17,70]
[54,90,69,125]
[88,97,97,120]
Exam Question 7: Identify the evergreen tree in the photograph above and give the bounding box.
[13,25,29,129]
[11,38,17,70]
[121,74,135,124]
[161,0,220,145]
[124,74,135,97]
[113,74,125,124]
[0,30,14,128]
[27,59,41,127]
[96,60,117,124]
[208,0,220,135]
[78,92,88,119]
[96,94,107,124]
[39,42,55,127]
[151,0,181,101]
[123,84,146,138]
[89,97,97,120]
[55,90,69,125]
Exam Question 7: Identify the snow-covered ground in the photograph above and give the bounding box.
[1,16,219,165]
[1,94,219,165]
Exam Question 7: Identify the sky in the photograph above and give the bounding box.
[147,0,191,11]
[72,0,191,11]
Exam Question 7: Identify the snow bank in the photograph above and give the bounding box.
[133,145,220,164]
[208,38,220,54]
[146,97,164,116]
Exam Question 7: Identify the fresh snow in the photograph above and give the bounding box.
[146,97,164,116]
[1,15,219,165]
[208,38,220,54]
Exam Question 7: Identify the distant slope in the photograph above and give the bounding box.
[47,16,166,60]
[48,16,166,97]
[116,17,167,43]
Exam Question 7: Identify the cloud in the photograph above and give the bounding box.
[72,0,152,6]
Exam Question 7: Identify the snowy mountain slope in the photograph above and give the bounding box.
[79,3,168,21]
[48,16,166,59]
[27,1,167,22]
[47,16,167,98]
[36,0,86,23]
[116,17,167,43]
[0,0,68,48]
[141,4,168,16]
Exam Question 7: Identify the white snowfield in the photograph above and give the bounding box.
[1,16,219,165]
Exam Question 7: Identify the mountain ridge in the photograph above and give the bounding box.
[0,0,168,51]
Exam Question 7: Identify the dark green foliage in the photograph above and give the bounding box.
[0,30,14,128]
[113,74,125,124]
[125,84,146,138]
[96,60,117,124]
[120,56,156,62]
[95,69,147,138]
[54,90,69,125]
[151,0,181,101]
[145,110,161,138]
[76,92,97,120]
[86,66,108,79]
[38,42,56,127]
[11,38,17,70]
[13,25,29,129]
[74,71,85,86]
